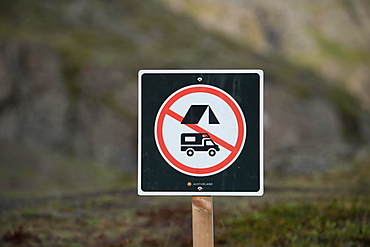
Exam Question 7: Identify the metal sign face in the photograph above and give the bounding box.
[138,70,263,196]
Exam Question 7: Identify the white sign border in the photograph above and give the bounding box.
[138,69,264,196]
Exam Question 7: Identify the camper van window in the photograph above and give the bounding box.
[205,140,213,146]
[185,136,196,142]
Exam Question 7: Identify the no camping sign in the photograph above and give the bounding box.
[138,70,263,196]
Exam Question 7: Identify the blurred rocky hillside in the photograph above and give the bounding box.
[0,0,369,186]
[164,0,370,110]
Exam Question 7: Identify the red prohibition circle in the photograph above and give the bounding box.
[155,84,246,176]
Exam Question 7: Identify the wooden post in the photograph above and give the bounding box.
[192,196,214,247]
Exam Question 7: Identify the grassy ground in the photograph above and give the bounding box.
[0,168,369,247]
[0,142,369,247]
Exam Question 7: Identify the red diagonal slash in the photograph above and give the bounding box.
[165,109,236,152]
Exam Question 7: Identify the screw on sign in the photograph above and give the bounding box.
[155,84,246,177]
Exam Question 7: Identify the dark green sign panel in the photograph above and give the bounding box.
[138,70,263,196]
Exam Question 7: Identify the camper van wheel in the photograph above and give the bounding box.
[186,149,194,157]
[208,148,216,157]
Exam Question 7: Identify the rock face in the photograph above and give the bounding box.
[0,0,369,175]
[0,42,137,169]
[0,43,68,149]
[164,0,370,110]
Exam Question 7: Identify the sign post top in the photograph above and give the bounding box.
[138,69,263,196]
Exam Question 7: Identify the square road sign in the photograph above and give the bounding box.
[138,69,263,196]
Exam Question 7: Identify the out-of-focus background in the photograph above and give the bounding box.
[0,0,369,246]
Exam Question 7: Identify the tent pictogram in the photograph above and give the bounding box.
[181,105,220,124]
